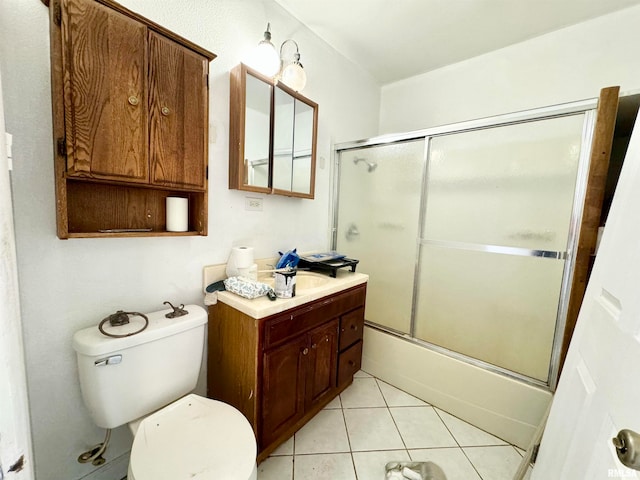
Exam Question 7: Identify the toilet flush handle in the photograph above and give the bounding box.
[164,301,189,318]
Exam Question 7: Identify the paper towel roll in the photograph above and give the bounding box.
[226,246,254,277]
[166,197,188,232]
[230,246,254,268]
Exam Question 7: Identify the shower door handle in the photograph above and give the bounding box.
[613,429,640,470]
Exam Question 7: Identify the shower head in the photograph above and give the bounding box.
[353,157,378,172]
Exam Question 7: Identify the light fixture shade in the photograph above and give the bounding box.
[247,23,280,77]
[280,62,307,92]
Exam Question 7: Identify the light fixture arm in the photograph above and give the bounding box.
[280,39,303,67]
[263,23,273,42]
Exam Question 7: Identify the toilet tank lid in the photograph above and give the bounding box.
[72,304,207,356]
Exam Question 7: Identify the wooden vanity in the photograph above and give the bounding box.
[207,272,367,461]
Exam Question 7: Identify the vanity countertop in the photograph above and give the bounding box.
[211,270,368,319]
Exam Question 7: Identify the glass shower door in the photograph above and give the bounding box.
[336,140,425,334]
[414,114,586,382]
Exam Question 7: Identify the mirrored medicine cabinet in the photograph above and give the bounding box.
[229,63,318,198]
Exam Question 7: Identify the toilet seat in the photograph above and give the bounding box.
[128,394,257,480]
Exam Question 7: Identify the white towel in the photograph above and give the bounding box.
[204,291,218,306]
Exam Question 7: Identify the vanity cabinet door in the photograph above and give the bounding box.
[261,335,308,447]
[61,0,148,182]
[149,32,208,190]
[306,319,339,409]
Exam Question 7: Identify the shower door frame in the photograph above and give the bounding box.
[332,98,598,391]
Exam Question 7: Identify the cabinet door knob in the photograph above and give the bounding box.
[161,106,171,116]
[311,343,317,349]
[302,347,309,355]
[128,95,139,106]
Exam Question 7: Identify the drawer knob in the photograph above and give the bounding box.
[161,106,171,116]
[302,347,309,355]
[348,360,356,367]
[311,343,317,349]
[128,95,139,106]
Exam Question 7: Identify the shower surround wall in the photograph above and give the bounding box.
[0,1,380,479]
[336,104,594,447]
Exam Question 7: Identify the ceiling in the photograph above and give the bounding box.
[274,0,640,85]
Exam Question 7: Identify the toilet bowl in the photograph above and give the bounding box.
[72,305,257,479]
[128,394,257,480]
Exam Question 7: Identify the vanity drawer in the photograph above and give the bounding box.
[264,285,366,349]
[339,308,364,351]
[338,340,362,387]
[264,300,333,349]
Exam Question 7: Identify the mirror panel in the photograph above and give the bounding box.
[273,87,295,191]
[292,99,314,195]
[244,72,272,189]
[229,64,317,198]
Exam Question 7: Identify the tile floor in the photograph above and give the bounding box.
[257,371,532,480]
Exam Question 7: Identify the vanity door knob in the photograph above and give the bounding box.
[161,106,171,116]
[302,347,309,355]
[128,95,139,106]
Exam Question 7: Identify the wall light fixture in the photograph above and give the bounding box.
[249,23,307,92]
[279,39,307,92]
[248,23,281,77]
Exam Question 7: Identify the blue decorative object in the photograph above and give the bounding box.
[276,248,300,270]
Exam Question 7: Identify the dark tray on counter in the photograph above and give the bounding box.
[298,257,359,278]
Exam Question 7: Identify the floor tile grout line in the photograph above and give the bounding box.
[372,374,415,467]
[433,405,511,447]
[433,407,464,449]
[430,406,490,480]
[339,391,359,480]
[374,377,391,409]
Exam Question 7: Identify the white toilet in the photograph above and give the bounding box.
[73,304,257,480]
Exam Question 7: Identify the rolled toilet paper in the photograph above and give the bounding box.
[166,197,188,232]
[230,246,254,268]
[226,246,255,278]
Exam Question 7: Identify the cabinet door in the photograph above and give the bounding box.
[261,335,307,447]
[306,319,338,409]
[62,0,148,182]
[148,32,208,190]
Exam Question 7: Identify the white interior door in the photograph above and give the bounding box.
[0,70,33,479]
[532,111,640,478]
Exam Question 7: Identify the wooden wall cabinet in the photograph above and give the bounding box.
[208,283,366,461]
[49,0,215,238]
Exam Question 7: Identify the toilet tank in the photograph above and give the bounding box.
[72,304,207,429]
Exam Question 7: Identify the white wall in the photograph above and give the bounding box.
[0,1,380,479]
[380,4,640,133]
